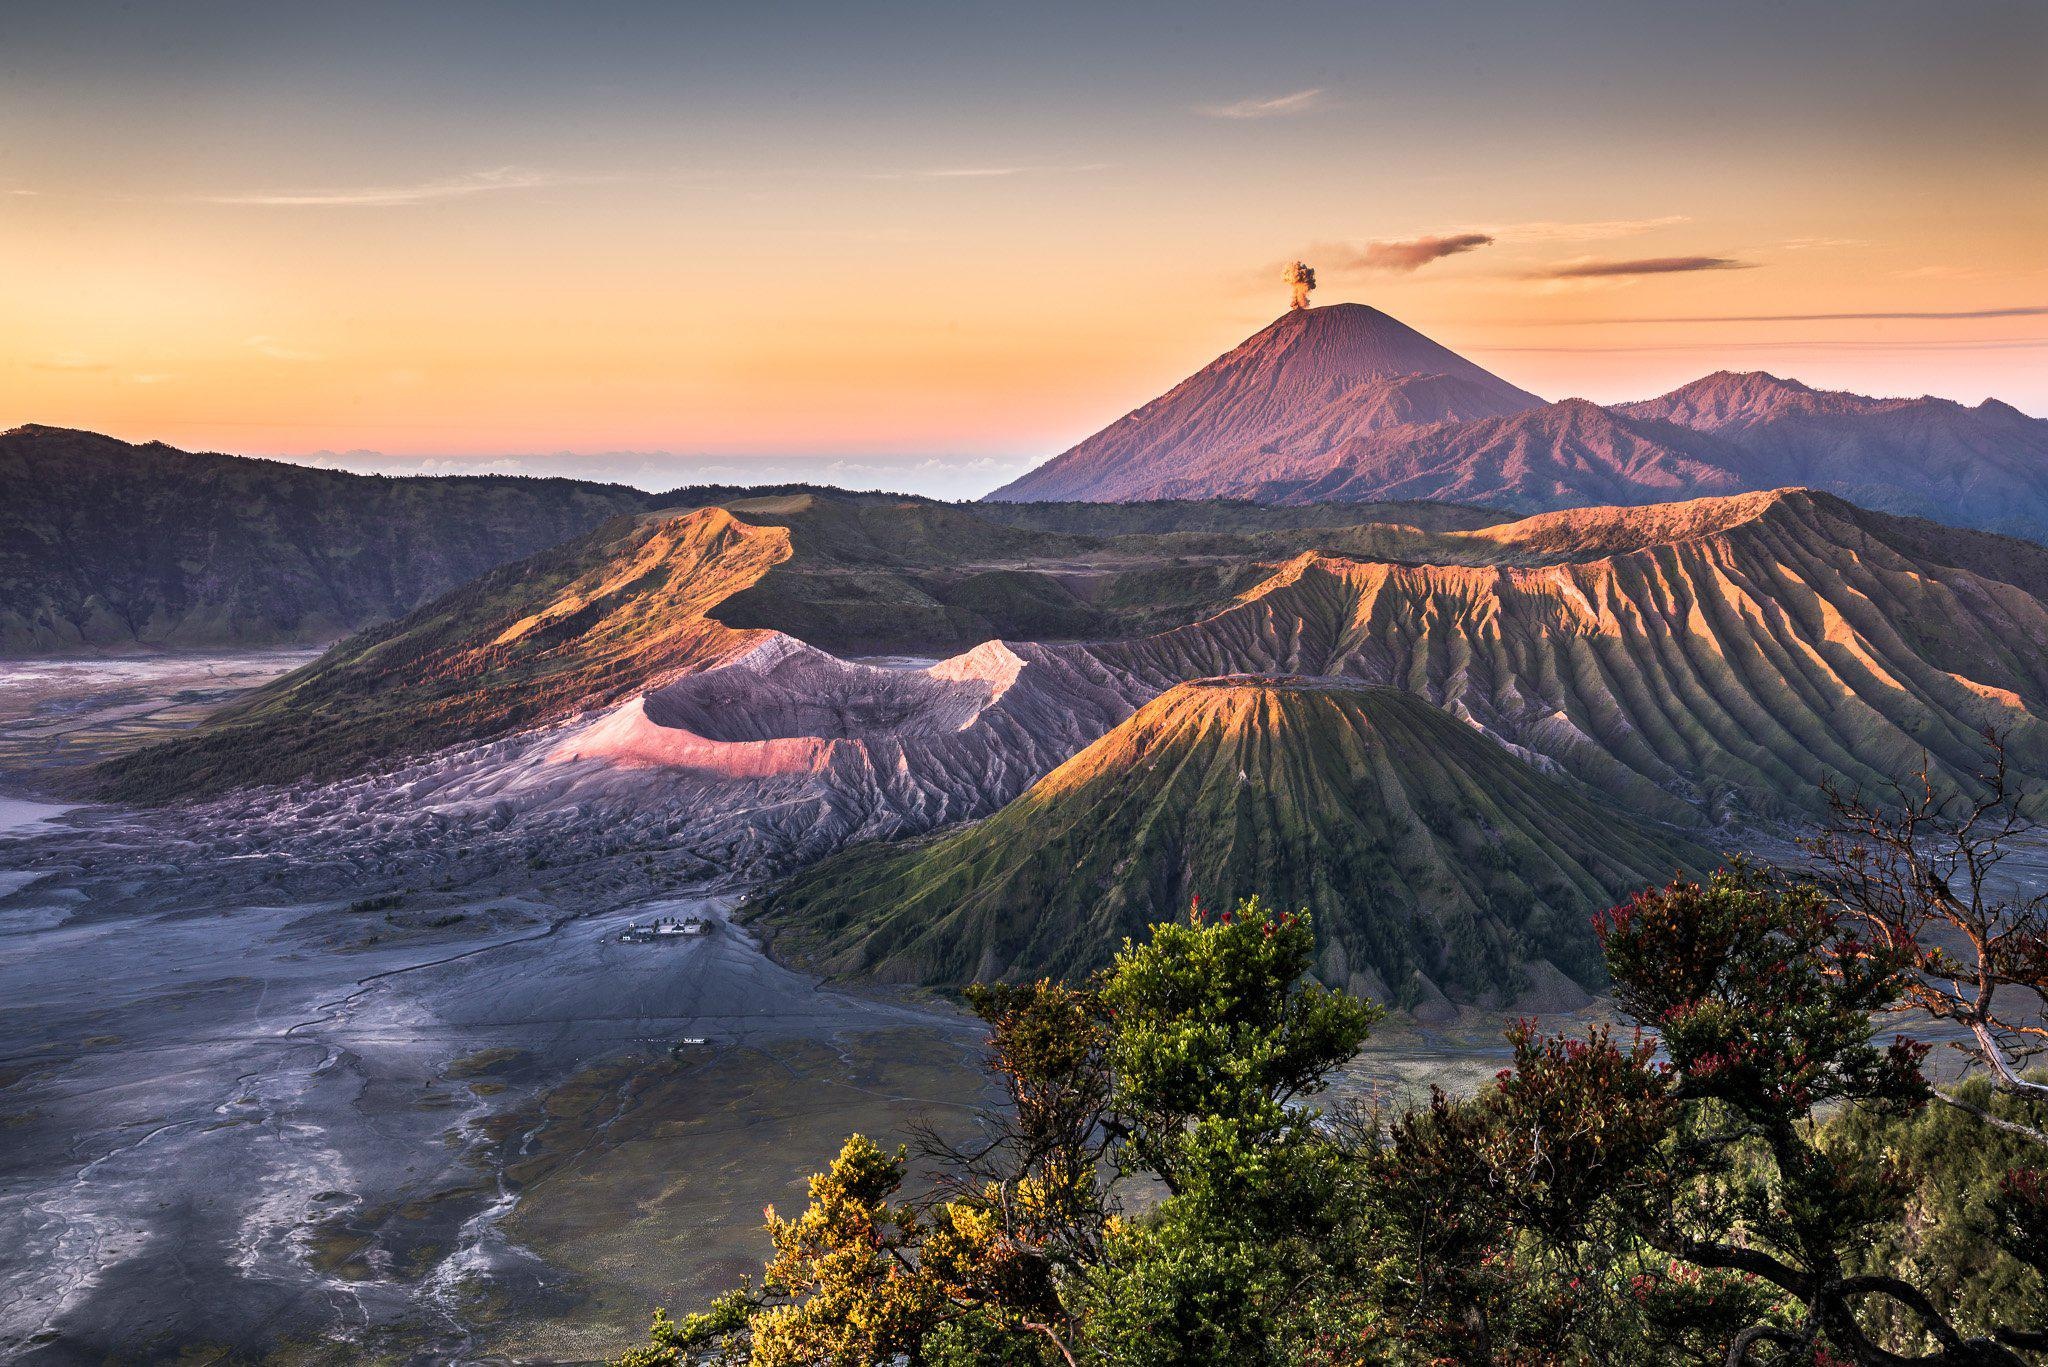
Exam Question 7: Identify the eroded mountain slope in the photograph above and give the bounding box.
[95,494,1281,800]
[1075,491,2048,824]
[98,508,790,800]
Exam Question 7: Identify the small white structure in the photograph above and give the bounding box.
[618,915,709,944]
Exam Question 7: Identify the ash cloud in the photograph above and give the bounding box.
[1283,261,1317,310]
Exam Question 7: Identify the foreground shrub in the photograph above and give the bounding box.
[613,874,2047,1364]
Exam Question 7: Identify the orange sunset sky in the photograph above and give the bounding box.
[4,1,2044,494]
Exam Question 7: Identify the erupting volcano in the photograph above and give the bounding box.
[986,303,1543,503]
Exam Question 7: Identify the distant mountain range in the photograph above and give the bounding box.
[2,423,1488,659]
[986,304,2048,542]
[0,424,658,655]
[757,677,1712,1009]
[287,448,1029,502]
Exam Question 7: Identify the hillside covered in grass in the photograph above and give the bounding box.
[757,678,1712,1008]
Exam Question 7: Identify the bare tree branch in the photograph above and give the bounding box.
[1805,733,2048,1138]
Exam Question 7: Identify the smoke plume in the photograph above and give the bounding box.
[1284,261,1317,310]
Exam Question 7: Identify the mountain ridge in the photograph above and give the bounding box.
[93,507,789,800]
[0,424,661,655]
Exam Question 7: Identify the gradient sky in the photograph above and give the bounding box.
[4,0,2044,493]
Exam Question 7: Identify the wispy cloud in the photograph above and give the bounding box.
[1201,88,1324,119]
[1476,337,2048,356]
[1335,233,1495,273]
[870,163,1111,181]
[200,166,552,208]
[28,352,110,372]
[1535,255,1757,280]
[23,354,176,382]
[1547,305,2048,324]
[245,335,321,362]
[1479,215,1690,242]
[1893,265,1987,282]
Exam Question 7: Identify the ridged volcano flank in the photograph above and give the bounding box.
[985,304,1543,503]
[98,507,795,800]
[1256,397,1755,509]
[757,679,1710,1009]
[94,493,1151,801]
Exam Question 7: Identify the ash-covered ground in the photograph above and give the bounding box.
[0,656,989,1364]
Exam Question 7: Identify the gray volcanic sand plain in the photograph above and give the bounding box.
[0,650,325,785]
[0,656,994,1363]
